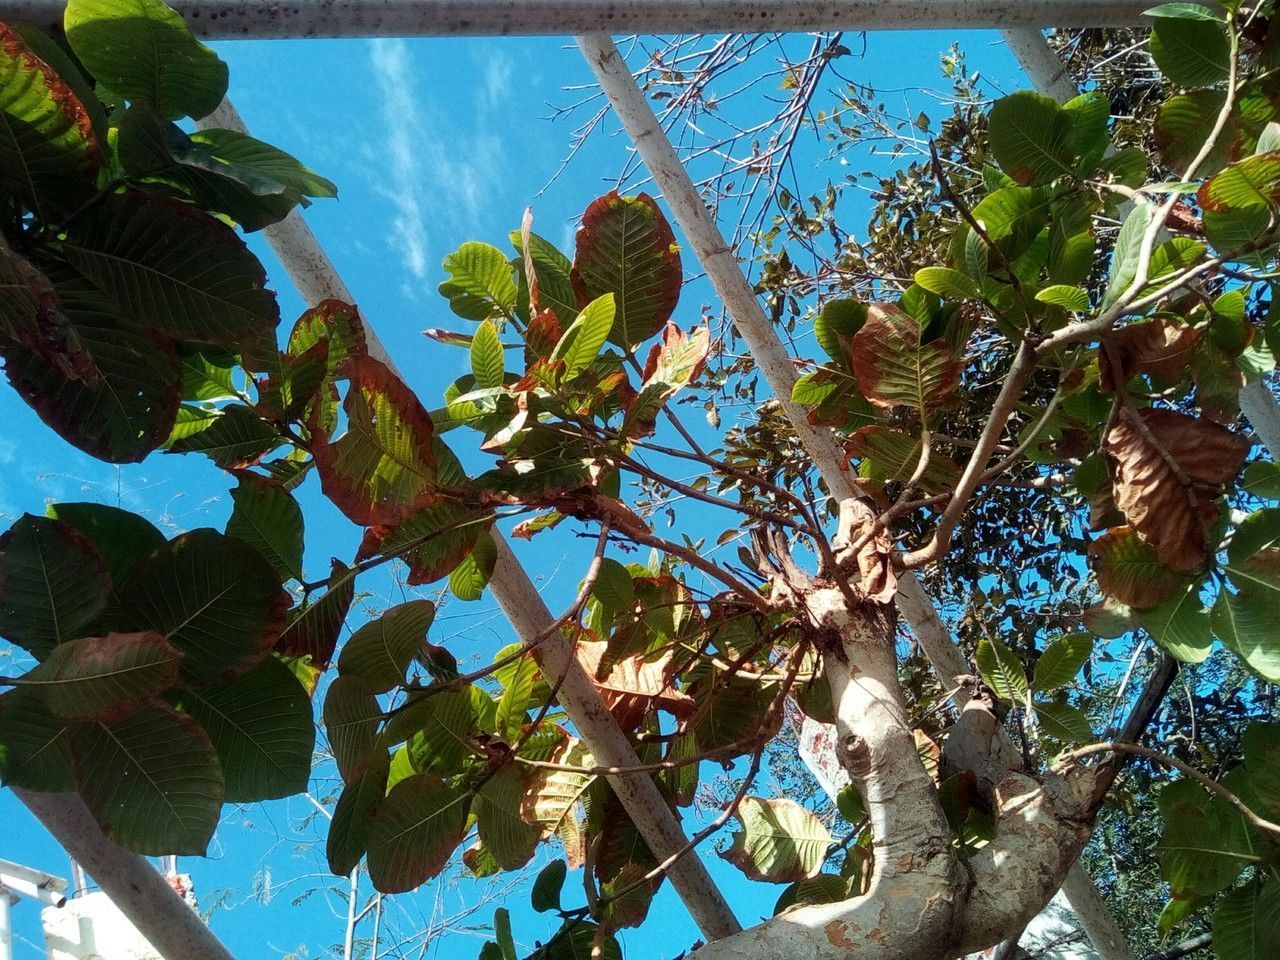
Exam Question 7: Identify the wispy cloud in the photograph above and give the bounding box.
[369,38,430,281]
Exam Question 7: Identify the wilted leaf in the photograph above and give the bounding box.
[277,559,354,667]
[312,356,437,526]
[722,796,832,883]
[845,425,961,495]
[1100,319,1201,392]
[1104,409,1248,570]
[623,322,711,436]
[848,303,961,416]
[575,638,694,730]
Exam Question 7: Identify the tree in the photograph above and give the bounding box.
[0,2,1278,960]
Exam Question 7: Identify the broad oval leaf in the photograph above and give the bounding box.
[44,503,165,597]
[392,687,479,774]
[312,356,437,527]
[337,599,435,694]
[1035,284,1090,312]
[572,192,682,349]
[1157,778,1258,897]
[226,472,305,583]
[189,127,337,198]
[449,531,497,602]
[1090,526,1185,610]
[722,796,832,884]
[1149,15,1231,88]
[0,687,73,790]
[975,635,1029,705]
[0,514,110,659]
[439,242,518,322]
[988,91,1076,186]
[1032,700,1093,743]
[475,766,541,871]
[17,631,180,721]
[65,0,229,120]
[171,653,314,802]
[1136,579,1214,663]
[914,266,981,301]
[531,859,566,913]
[0,22,100,218]
[58,192,279,346]
[323,674,382,784]
[367,773,470,893]
[1212,879,1280,960]
[70,700,224,855]
[120,528,289,682]
[848,303,961,416]
[326,750,389,876]
[277,559,354,668]
[1032,633,1092,692]
[4,259,182,463]
[1213,552,1280,682]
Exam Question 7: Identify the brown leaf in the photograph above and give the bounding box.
[575,638,694,731]
[848,303,962,414]
[1100,319,1201,393]
[833,500,897,603]
[1103,408,1248,571]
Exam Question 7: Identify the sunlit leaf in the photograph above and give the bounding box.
[722,796,832,884]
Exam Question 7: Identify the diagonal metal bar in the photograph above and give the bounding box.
[2,0,1152,40]
[198,97,742,943]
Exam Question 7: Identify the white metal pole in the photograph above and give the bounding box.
[0,886,12,960]
[1,0,1153,39]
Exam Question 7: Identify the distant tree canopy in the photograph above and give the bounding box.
[0,2,1277,959]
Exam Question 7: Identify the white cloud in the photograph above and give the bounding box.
[369,38,430,281]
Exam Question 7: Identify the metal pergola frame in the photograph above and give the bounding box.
[6,4,1272,960]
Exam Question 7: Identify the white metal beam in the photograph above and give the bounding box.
[3,0,1150,39]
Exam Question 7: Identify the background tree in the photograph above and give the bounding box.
[0,2,1278,960]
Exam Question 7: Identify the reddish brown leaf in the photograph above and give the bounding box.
[575,638,694,731]
[1104,408,1248,571]
[356,501,486,587]
[848,303,962,415]
[311,356,436,527]
[524,307,562,362]
[571,191,682,349]
[276,559,354,667]
[1089,526,1185,609]
[1100,319,1202,393]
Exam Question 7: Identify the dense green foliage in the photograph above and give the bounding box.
[0,2,1278,958]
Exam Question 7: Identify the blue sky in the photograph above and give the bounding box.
[0,26,1033,959]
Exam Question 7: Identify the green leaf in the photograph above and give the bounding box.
[496,652,537,743]
[1138,580,1214,663]
[988,91,1076,186]
[1032,700,1093,743]
[439,242,518,322]
[1229,508,1280,563]
[1212,557,1280,681]
[849,303,961,417]
[913,266,982,301]
[1149,16,1231,88]
[65,0,228,120]
[1156,91,1236,177]
[528,922,621,960]
[3,258,182,464]
[592,557,635,618]
[470,320,505,390]
[311,356,437,527]
[392,687,479,774]
[1064,91,1111,170]
[1032,633,1093,691]
[494,907,516,960]
[0,22,100,219]
[278,559,354,668]
[814,299,867,364]
[1102,202,1155,310]
[58,192,280,346]
[363,502,488,588]
[1213,879,1280,960]
[554,294,615,383]
[774,874,852,915]
[189,127,336,198]
[532,859,567,913]
[16,631,180,721]
[226,473,305,582]
[976,636,1029,705]
[721,796,832,883]
[367,773,470,893]
[323,674,382,784]
[511,229,577,322]
[168,405,280,469]
[1200,152,1280,214]
[449,532,497,602]
[0,514,110,660]
[475,766,540,871]
[572,191,682,349]
[1090,526,1184,610]
[0,688,73,790]
[836,784,866,825]
[1035,284,1090,312]
[70,700,223,855]
[180,349,237,402]
[846,425,961,496]
[1143,3,1222,20]
[120,528,288,683]
[171,654,313,802]
[337,599,435,694]
[327,750,390,876]
[1157,779,1259,897]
